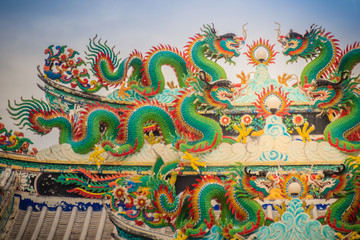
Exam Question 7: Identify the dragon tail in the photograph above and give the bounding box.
[7,97,60,135]
[86,36,143,87]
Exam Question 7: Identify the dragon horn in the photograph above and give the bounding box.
[332,70,350,89]
[199,71,209,84]
[323,164,345,177]
[210,23,217,35]
[244,167,268,177]
[241,23,248,42]
[244,167,256,177]
[337,164,346,175]
[257,170,268,177]
[275,22,285,45]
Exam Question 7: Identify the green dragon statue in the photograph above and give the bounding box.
[298,71,360,152]
[277,24,360,86]
[0,117,33,153]
[176,165,276,239]
[316,157,360,234]
[8,71,244,165]
[277,24,360,152]
[43,24,246,97]
[55,158,277,239]
[4,22,360,240]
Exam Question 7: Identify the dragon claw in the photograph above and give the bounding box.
[236,71,251,84]
[296,122,315,143]
[175,230,188,240]
[277,73,292,86]
[234,123,253,144]
[144,131,161,145]
[183,151,205,173]
[117,82,131,99]
[89,146,106,168]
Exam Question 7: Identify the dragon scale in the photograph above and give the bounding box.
[85,36,144,88]
[6,21,360,240]
[8,101,122,154]
[325,191,360,233]
[280,26,344,86]
[224,184,266,237]
[173,91,222,153]
[147,164,273,239]
[9,66,240,158]
[185,176,231,237]
[319,158,360,233]
[186,35,227,81]
[132,46,189,96]
[325,95,360,152]
[85,24,243,97]
[338,46,360,74]
[104,101,177,156]
[300,38,338,84]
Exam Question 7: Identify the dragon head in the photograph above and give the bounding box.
[205,79,237,109]
[276,24,320,63]
[202,23,247,63]
[193,71,241,110]
[299,71,352,113]
[316,164,347,200]
[306,78,342,110]
[242,167,277,200]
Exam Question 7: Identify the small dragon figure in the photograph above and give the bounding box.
[0,117,33,153]
[316,157,360,234]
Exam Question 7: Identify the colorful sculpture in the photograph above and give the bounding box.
[1,23,360,239]
[8,71,243,163]
[298,71,360,152]
[54,158,277,239]
[318,157,360,233]
[43,24,246,96]
[0,119,34,154]
[277,24,360,86]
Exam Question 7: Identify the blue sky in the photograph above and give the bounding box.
[1,0,360,149]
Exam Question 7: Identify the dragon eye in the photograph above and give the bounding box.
[287,40,299,48]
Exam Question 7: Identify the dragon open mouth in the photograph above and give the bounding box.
[317,179,336,194]
[254,179,275,193]
[231,43,241,54]
[227,37,242,52]
[301,85,327,102]
[309,92,324,100]
[220,92,236,102]
[262,182,272,192]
